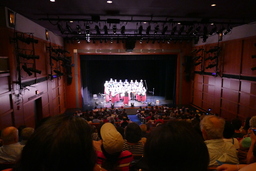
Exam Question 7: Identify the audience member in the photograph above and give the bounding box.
[12,114,99,171]
[231,118,244,140]
[96,123,133,171]
[223,121,239,150]
[19,127,34,145]
[123,122,144,155]
[0,127,24,164]
[144,120,209,171]
[241,117,251,135]
[200,115,239,166]
[217,126,256,171]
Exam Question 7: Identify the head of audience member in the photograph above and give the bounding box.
[1,126,19,145]
[223,121,235,139]
[144,121,209,171]
[100,123,124,170]
[20,127,34,145]
[15,114,96,171]
[231,118,242,131]
[200,115,225,140]
[250,116,256,128]
[243,117,251,132]
[125,122,142,143]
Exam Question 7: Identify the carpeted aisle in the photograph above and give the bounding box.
[128,114,141,125]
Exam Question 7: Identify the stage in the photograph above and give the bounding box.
[83,95,173,110]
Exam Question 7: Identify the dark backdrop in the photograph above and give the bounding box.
[80,54,177,104]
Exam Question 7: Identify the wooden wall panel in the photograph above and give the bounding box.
[0,112,13,128]
[0,94,12,114]
[222,40,242,75]
[241,37,256,76]
[0,77,9,94]
[23,101,35,127]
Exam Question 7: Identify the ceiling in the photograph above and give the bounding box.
[1,0,256,42]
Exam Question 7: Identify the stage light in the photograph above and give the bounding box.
[66,23,73,33]
[54,70,64,76]
[146,25,151,35]
[171,26,177,35]
[113,25,117,34]
[138,25,143,34]
[154,25,159,34]
[76,25,82,34]
[22,64,32,76]
[178,25,184,35]
[121,26,125,34]
[162,26,168,35]
[86,25,90,34]
[103,25,108,34]
[95,25,101,34]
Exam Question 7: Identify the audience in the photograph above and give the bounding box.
[123,123,144,155]
[217,126,256,171]
[144,120,209,171]
[11,114,100,171]
[223,121,239,150]
[200,115,239,166]
[231,118,244,140]
[0,126,24,164]
[96,123,133,171]
[19,127,34,145]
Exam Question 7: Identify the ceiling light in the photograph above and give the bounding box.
[211,3,216,6]
[50,0,55,2]
[70,21,73,23]
[107,0,112,3]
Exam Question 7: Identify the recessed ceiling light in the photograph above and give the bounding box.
[143,22,147,24]
[177,22,181,25]
[50,0,55,2]
[70,21,73,23]
[107,0,112,3]
[211,3,216,7]
[211,23,214,25]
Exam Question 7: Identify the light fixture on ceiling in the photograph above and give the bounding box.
[113,25,117,34]
[154,25,159,34]
[211,3,216,7]
[146,25,151,35]
[138,25,143,34]
[76,25,82,34]
[162,26,168,35]
[50,0,55,2]
[107,0,112,3]
[95,25,101,34]
[103,25,108,34]
[121,26,125,34]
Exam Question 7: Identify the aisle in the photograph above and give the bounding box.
[128,114,141,125]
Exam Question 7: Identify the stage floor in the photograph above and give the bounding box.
[83,95,173,110]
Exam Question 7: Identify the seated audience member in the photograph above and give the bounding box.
[123,123,144,155]
[238,137,251,164]
[19,127,34,145]
[144,120,209,171]
[139,124,149,138]
[10,114,101,171]
[96,123,133,171]
[217,128,256,171]
[231,118,244,140]
[0,126,24,163]
[223,121,239,150]
[241,117,251,135]
[200,115,239,166]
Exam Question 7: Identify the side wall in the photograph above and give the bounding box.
[192,23,256,121]
[0,8,65,129]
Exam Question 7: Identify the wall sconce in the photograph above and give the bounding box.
[7,8,15,28]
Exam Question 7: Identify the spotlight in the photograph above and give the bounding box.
[103,25,108,34]
[95,25,101,34]
[121,26,125,34]
[162,26,168,35]
[54,70,64,76]
[146,25,151,35]
[76,25,82,34]
[66,23,73,33]
[154,25,159,34]
[178,26,185,35]
[138,25,143,34]
[171,26,177,35]
[113,25,117,34]
[86,25,90,34]
[22,64,32,76]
